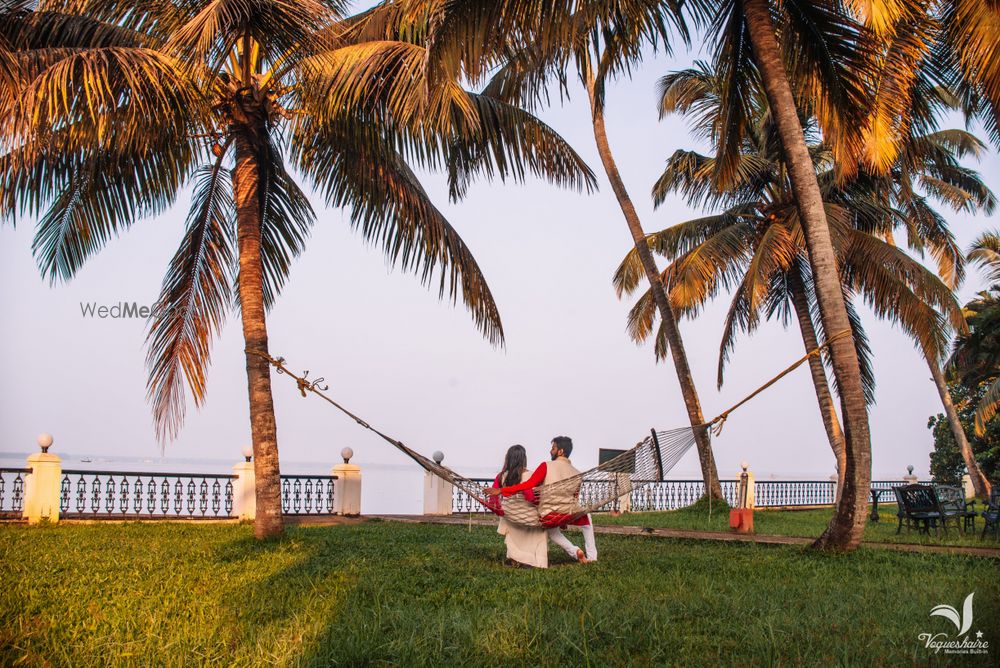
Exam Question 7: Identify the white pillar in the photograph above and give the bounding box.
[423,451,453,515]
[738,462,756,508]
[24,434,61,524]
[232,447,256,521]
[333,447,361,516]
[615,472,632,513]
[961,474,974,499]
[830,474,840,504]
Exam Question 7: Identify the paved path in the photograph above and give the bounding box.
[288,513,1000,558]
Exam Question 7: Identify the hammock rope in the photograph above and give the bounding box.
[247,328,850,528]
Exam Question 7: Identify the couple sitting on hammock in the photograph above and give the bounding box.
[484,436,598,569]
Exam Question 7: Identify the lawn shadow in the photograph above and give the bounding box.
[213,521,598,665]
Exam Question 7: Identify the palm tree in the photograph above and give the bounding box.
[577,11,724,498]
[720,0,877,551]
[617,61,994,499]
[410,0,726,497]
[0,1,595,538]
[950,232,1000,492]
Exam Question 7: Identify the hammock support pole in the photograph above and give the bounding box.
[650,428,664,482]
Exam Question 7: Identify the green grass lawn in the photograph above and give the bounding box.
[1,520,996,666]
[594,498,999,548]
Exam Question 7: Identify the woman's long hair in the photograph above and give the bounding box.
[500,445,528,488]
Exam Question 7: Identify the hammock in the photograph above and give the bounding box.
[400,425,702,528]
[248,329,849,528]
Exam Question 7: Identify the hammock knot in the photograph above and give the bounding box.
[710,413,729,436]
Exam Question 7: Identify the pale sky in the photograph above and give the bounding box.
[2,10,998,491]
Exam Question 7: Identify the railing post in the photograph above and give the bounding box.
[232,447,255,521]
[830,473,840,504]
[903,465,918,485]
[24,434,61,524]
[333,448,361,516]
[737,462,755,508]
[615,472,632,513]
[423,451,453,515]
[729,462,754,533]
[961,473,974,500]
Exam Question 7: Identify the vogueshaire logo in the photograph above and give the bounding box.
[918,593,989,655]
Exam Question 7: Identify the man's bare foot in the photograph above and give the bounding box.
[575,548,588,564]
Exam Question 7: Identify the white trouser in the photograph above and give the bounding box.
[546,515,597,562]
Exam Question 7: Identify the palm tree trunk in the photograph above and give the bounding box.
[925,349,991,499]
[742,0,872,550]
[586,76,723,499]
[233,132,284,539]
[788,267,846,490]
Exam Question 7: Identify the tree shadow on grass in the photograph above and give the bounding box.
[213,521,590,666]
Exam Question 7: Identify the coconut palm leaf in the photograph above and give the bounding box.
[613,209,752,297]
[290,118,503,345]
[299,39,596,199]
[234,136,317,311]
[968,230,1000,285]
[165,0,345,73]
[780,0,874,175]
[27,137,197,282]
[146,161,236,441]
[973,375,1000,435]
[444,91,597,201]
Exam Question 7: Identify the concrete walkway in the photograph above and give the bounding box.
[287,513,1000,558]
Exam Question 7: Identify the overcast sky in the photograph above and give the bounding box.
[2,10,998,488]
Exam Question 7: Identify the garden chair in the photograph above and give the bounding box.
[893,484,943,535]
[982,487,1000,540]
[933,485,976,534]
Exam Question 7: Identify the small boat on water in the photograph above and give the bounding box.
[80,458,92,463]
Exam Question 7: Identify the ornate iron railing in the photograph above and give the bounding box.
[753,480,834,507]
[280,475,336,514]
[59,470,236,518]
[0,468,337,519]
[0,468,29,516]
[452,478,917,514]
[48,470,338,519]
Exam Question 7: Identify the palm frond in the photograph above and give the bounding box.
[967,230,1000,284]
[445,90,597,201]
[25,137,196,282]
[7,46,201,146]
[146,161,236,442]
[290,118,504,345]
[166,0,344,73]
[706,0,760,188]
[613,209,753,297]
[974,375,1000,435]
[780,0,875,177]
[252,137,315,310]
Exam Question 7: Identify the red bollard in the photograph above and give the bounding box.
[729,507,754,533]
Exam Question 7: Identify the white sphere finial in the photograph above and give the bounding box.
[432,451,444,464]
[341,447,354,464]
[242,446,253,462]
[907,464,914,475]
[37,433,53,453]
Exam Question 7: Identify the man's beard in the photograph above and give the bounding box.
[551,452,558,461]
